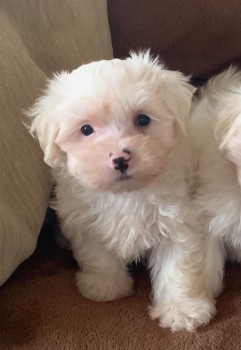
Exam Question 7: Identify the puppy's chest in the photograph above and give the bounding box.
[89,194,177,261]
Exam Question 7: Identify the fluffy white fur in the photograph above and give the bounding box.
[28,51,215,331]
[190,66,241,298]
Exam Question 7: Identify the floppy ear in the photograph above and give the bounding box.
[214,93,241,170]
[213,92,241,186]
[129,50,196,135]
[27,72,70,168]
[161,70,196,135]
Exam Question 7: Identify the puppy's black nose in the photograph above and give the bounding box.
[113,157,129,173]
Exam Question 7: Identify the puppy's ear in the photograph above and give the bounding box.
[27,72,69,168]
[129,50,196,134]
[214,93,241,178]
[161,70,196,135]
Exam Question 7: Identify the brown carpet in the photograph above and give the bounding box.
[1,215,241,350]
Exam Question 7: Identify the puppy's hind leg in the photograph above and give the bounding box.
[73,241,134,302]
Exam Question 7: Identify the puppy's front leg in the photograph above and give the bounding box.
[149,225,216,331]
[73,242,134,302]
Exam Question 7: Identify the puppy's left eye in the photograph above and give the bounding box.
[80,124,94,136]
[135,114,151,127]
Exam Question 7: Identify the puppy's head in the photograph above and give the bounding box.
[28,51,194,192]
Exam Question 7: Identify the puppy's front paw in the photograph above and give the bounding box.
[149,297,216,331]
[76,270,134,302]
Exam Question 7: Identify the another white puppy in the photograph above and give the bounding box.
[28,51,215,331]
[190,67,241,298]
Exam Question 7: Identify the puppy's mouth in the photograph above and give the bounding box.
[119,173,133,181]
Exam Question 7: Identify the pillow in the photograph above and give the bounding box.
[0,0,113,285]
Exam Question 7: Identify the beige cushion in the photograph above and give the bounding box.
[0,0,113,285]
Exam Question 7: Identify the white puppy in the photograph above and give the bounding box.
[190,67,241,298]
[28,51,215,331]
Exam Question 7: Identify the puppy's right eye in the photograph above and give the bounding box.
[80,124,94,136]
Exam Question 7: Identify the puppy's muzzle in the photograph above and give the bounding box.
[109,148,131,173]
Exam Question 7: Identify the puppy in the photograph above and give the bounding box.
[28,51,215,331]
[190,67,241,298]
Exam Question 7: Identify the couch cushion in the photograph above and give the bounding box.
[0,0,113,286]
[1,0,113,76]
[108,0,241,79]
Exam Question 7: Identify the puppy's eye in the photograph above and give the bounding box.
[80,124,94,136]
[135,114,151,127]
